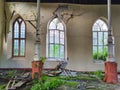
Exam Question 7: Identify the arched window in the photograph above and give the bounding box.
[92,19,108,61]
[12,17,26,57]
[47,18,66,60]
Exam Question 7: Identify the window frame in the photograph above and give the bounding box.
[92,19,108,61]
[12,17,26,57]
[46,17,67,61]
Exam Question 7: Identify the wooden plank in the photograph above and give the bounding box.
[6,79,16,90]
[14,81,26,87]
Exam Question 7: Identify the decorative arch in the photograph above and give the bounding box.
[46,17,66,60]
[12,16,26,57]
[92,18,108,61]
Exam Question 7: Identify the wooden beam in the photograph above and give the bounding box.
[26,20,37,30]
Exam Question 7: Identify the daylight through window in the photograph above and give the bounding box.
[47,18,65,60]
[12,17,26,57]
[92,19,108,61]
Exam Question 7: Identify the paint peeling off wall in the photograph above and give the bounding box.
[1,2,120,71]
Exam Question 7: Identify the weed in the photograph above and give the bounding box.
[93,70,104,80]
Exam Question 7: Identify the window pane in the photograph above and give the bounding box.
[18,18,22,22]
[20,22,25,38]
[60,45,64,59]
[53,18,60,25]
[102,23,108,31]
[60,32,64,44]
[49,22,56,29]
[104,32,108,45]
[98,32,103,45]
[93,19,108,32]
[93,46,97,53]
[54,44,59,58]
[103,46,108,60]
[97,20,103,27]
[20,40,25,56]
[98,46,103,60]
[55,31,59,43]
[93,24,99,31]
[57,23,64,30]
[93,46,97,60]
[50,30,54,43]
[98,46,103,53]
[14,40,19,56]
[14,22,19,38]
[49,44,54,57]
[93,32,97,45]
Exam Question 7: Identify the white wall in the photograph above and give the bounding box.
[1,3,120,71]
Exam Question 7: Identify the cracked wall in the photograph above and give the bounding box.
[1,2,120,71]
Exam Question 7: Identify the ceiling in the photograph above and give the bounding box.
[6,0,120,5]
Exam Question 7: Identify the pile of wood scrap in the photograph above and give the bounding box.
[5,72,31,90]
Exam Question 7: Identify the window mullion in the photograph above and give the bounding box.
[63,31,66,59]
[49,30,51,58]
[97,31,98,60]
[103,32,104,60]
[59,30,60,59]
[53,30,55,58]
[18,22,21,56]
[48,29,50,58]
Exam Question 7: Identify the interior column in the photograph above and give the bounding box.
[104,0,118,83]
[32,0,43,79]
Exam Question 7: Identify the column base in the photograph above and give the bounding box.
[104,61,118,83]
[32,61,43,79]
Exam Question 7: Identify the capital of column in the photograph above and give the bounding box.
[106,56,115,62]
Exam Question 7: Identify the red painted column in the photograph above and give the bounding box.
[104,62,118,83]
[32,61,43,79]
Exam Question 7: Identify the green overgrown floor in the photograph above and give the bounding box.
[0,70,119,90]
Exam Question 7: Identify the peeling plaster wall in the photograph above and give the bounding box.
[1,2,37,68]
[1,2,120,71]
[67,5,108,71]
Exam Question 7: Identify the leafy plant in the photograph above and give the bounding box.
[93,70,104,80]
[6,70,17,78]
[31,76,63,90]
[54,44,59,57]
[40,57,46,63]
[93,48,108,61]
[64,81,79,87]
[0,85,5,90]
[31,76,80,90]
